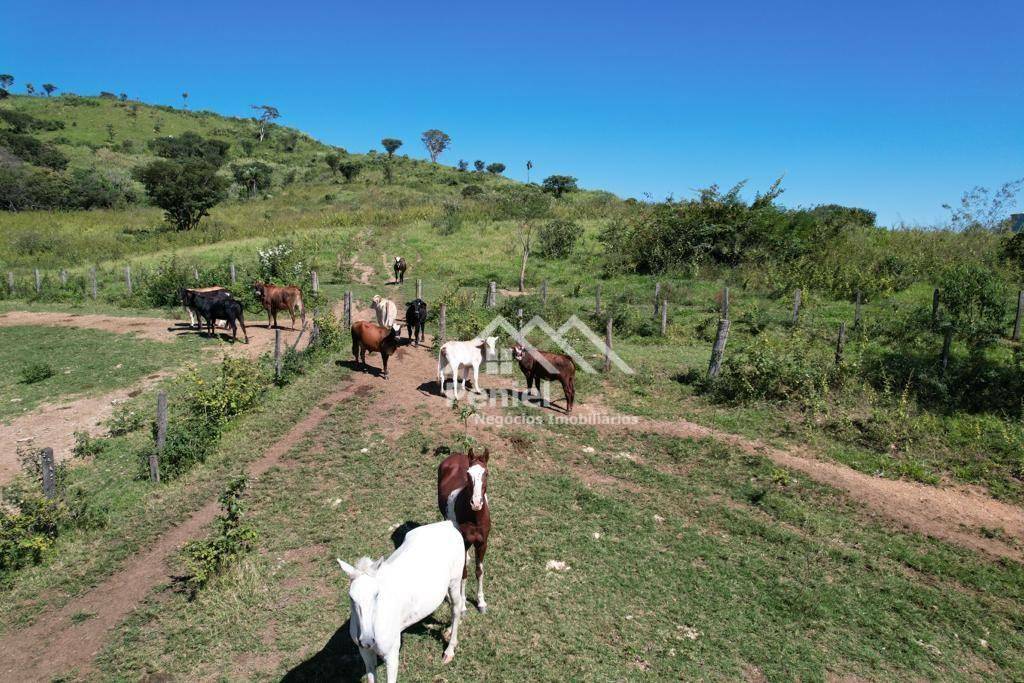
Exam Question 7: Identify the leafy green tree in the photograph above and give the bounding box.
[486,162,505,175]
[381,138,403,157]
[526,159,533,182]
[182,91,189,109]
[133,159,228,231]
[25,83,34,95]
[457,159,468,172]
[148,132,230,167]
[338,161,361,183]
[937,263,1009,346]
[42,83,57,97]
[325,152,343,177]
[231,161,274,197]
[421,129,450,163]
[473,160,485,172]
[541,174,578,197]
[251,104,280,142]
[0,75,13,90]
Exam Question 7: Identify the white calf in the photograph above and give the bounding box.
[437,337,497,399]
[338,521,466,683]
[372,295,398,328]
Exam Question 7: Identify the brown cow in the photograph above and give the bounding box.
[351,321,403,379]
[510,343,576,413]
[252,282,305,329]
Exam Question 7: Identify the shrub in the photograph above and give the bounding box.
[180,476,257,597]
[106,404,145,436]
[72,431,106,459]
[937,262,1009,346]
[434,200,464,235]
[133,159,228,231]
[311,312,346,353]
[461,184,483,198]
[19,362,54,384]
[537,218,583,258]
[231,161,274,197]
[0,131,68,170]
[705,331,835,405]
[136,256,196,308]
[256,241,312,283]
[181,357,269,427]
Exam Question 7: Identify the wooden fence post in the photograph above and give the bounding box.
[541,280,547,305]
[654,282,661,317]
[34,268,41,294]
[416,278,423,300]
[344,291,352,327]
[595,285,602,317]
[439,303,447,345]
[854,290,862,329]
[311,270,320,294]
[604,318,613,373]
[152,391,166,484]
[791,289,802,325]
[931,288,940,323]
[940,325,953,375]
[125,265,132,295]
[834,322,846,365]
[230,262,237,284]
[721,286,730,320]
[90,267,98,299]
[6,271,13,294]
[661,299,668,335]
[40,447,56,499]
[59,269,68,286]
[707,319,731,379]
[274,329,283,379]
[1013,290,1023,342]
[487,281,497,308]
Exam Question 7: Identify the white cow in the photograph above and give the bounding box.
[372,295,398,327]
[437,336,498,399]
[338,521,466,683]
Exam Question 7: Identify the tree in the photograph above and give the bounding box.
[231,161,274,197]
[380,157,394,184]
[42,83,57,97]
[338,161,361,183]
[457,159,468,172]
[498,186,552,292]
[381,138,403,157]
[133,159,228,231]
[526,159,533,183]
[182,91,189,109]
[473,160,485,172]
[25,83,34,95]
[943,179,1024,231]
[542,175,578,197]
[119,92,128,101]
[148,131,230,167]
[325,152,343,177]
[421,129,450,163]
[486,163,505,175]
[251,105,280,143]
[0,75,13,90]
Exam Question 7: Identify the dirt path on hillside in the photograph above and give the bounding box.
[0,311,310,485]
[0,380,373,683]
[565,401,1024,562]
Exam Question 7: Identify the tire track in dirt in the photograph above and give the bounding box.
[568,402,1024,562]
[0,380,371,683]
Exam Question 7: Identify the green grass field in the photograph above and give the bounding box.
[0,325,204,421]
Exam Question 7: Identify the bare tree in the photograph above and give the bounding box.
[943,179,1024,231]
[251,105,280,143]
[421,129,451,163]
[499,187,551,292]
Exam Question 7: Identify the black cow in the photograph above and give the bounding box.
[393,256,407,283]
[183,290,249,343]
[405,298,427,346]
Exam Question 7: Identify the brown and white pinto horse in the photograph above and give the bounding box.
[437,448,491,614]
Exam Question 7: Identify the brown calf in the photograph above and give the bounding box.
[511,344,576,412]
[252,282,305,329]
[351,321,403,379]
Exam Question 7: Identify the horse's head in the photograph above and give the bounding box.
[337,556,385,650]
[466,447,489,511]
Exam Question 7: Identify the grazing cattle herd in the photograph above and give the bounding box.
[171,257,576,681]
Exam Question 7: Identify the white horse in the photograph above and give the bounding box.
[437,337,497,399]
[337,521,466,683]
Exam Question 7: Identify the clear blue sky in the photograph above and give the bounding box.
[4,0,1022,226]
